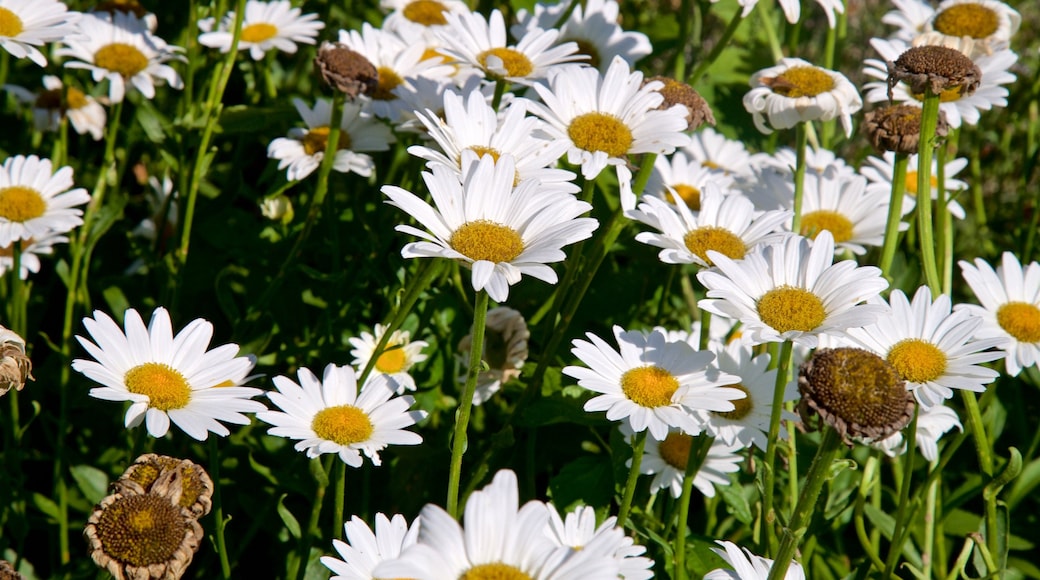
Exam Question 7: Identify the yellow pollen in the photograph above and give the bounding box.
[301,126,352,156]
[311,405,374,445]
[767,66,836,98]
[461,563,533,580]
[0,186,47,223]
[124,363,192,411]
[904,170,940,195]
[713,384,752,420]
[886,338,947,383]
[94,43,149,77]
[911,86,967,103]
[240,22,278,43]
[657,431,692,470]
[375,344,408,374]
[800,210,854,243]
[467,146,501,163]
[420,47,447,63]
[403,0,450,26]
[683,227,746,266]
[374,66,404,101]
[0,7,24,37]
[572,38,600,69]
[701,160,722,171]
[449,220,524,263]
[996,302,1040,343]
[757,286,827,333]
[621,365,679,408]
[95,495,187,566]
[933,4,999,39]
[667,183,701,209]
[66,86,90,110]
[477,47,533,79]
[567,112,633,158]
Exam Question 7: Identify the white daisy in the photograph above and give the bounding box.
[0,229,67,280]
[697,230,890,348]
[796,172,900,255]
[321,513,421,580]
[379,0,469,39]
[348,324,429,393]
[630,187,791,268]
[882,0,936,42]
[749,145,858,181]
[562,325,743,440]
[872,402,962,462]
[3,75,107,140]
[958,252,1040,377]
[704,540,806,580]
[256,363,426,467]
[0,154,90,248]
[681,127,754,178]
[372,469,621,579]
[71,307,264,440]
[383,152,598,303]
[456,306,529,406]
[544,505,654,580]
[743,58,862,137]
[927,0,1020,55]
[0,0,80,67]
[267,97,394,182]
[636,429,744,498]
[643,151,738,210]
[58,11,184,103]
[132,174,177,243]
[860,151,969,220]
[198,0,324,61]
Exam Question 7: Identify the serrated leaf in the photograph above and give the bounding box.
[276,494,302,540]
[70,464,109,504]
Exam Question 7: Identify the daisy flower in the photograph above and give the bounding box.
[743,58,862,137]
[198,0,324,61]
[383,152,598,303]
[796,172,900,255]
[681,127,755,178]
[267,97,394,182]
[958,252,1040,376]
[629,187,791,268]
[562,325,743,440]
[132,174,177,243]
[3,75,107,140]
[749,145,857,181]
[882,0,936,42]
[697,230,890,348]
[885,0,1020,55]
[861,151,969,219]
[321,513,421,580]
[872,402,962,461]
[0,154,90,247]
[0,0,80,67]
[842,287,1005,408]
[373,469,621,579]
[456,306,530,405]
[643,151,738,210]
[379,0,469,38]
[348,324,429,393]
[544,505,654,580]
[0,229,68,280]
[256,363,426,467]
[636,429,744,498]
[71,307,264,440]
[704,540,805,580]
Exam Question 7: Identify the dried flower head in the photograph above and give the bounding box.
[886,45,981,102]
[863,103,950,155]
[457,307,530,405]
[114,454,214,518]
[0,326,32,397]
[644,75,715,131]
[798,347,915,445]
[0,560,25,580]
[314,41,378,98]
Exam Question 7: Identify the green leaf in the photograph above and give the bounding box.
[31,493,60,522]
[1007,455,1040,509]
[863,504,896,539]
[70,464,109,505]
[101,286,130,321]
[548,455,614,510]
[276,494,302,540]
[718,476,753,524]
[248,453,279,486]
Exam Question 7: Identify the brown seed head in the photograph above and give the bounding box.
[0,560,25,580]
[863,103,949,154]
[0,327,32,397]
[114,454,214,518]
[644,75,715,131]
[314,41,378,98]
[886,45,981,102]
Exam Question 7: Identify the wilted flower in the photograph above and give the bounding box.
[0,326,32,397]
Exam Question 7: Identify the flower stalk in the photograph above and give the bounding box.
[618,430,648,525]
[447,289,490,518]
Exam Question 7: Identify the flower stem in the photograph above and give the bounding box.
[883,406,919,579]
[332,459,346,540]
[959,389,998,561]
[935,141,953,294]
[208,437,232,580]
[618,430,648,526]
[791,122,809,234]
[687,7,747,86]
[915,92,942,295]
[879,153,909,280]
[295,456,330,580]
[674,435,714,580]
[447,289,490,519]
[854,453,886,573]
[762,339,794,555]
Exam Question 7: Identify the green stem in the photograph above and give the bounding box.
[762,340,794,555]
[674,435,714,580]
[209,437,232,579]
[883,406,919,579]
[959,390,998,561]
[446,290,490,518]
[295,457,330,580]
[854,454,886,573]
[791,122,809,234]
[490,78,509,111]
[916,92,942,295]
[935,142,953,294]
[923,459,940,580]
[10,241,25,336]
[332,460,346,540]
[618,430,648,525]
[687,7,747,86]
[878,153,909,280]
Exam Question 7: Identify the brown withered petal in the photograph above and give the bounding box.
[0,326,32,397]
[863,103,949,155]
[644,75,716,131]
[114,454,214,519]
[798,347,916,445]
[0,560,25,580]
[314,41,378,98]
[886,45,981,102]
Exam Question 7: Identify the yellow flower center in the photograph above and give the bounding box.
[933,3,999,39]
[461,563,533,580]
[567,112,633,158]
[240,22,279,43]
[620,365,679,408]
[657,431,692,470]
[449,220,524,263]
[467,146,501,163]
[375,345,408,374]
[996,302,1040,343]
[768,66,836,98]
[124,363,192,411]
[94,495,188,566]
[477,47,533,79]
[67,86,90,110]
[572,38,600,70]
[94,43,150,77]
[886,338,947,383]
[683,227,746,266]
[311,405,374,445]
[903,170,939,196]
[374,66,404,101]
[756,285,827,333]
[0,186,47,223]
[0,7,24,37]
[667,184,701,209]
[701,160,722,171]
[800,210,854,243]
[301,126,352,156]
[911,87,967,103]
[403,0,450,26]
[713,384,752,420]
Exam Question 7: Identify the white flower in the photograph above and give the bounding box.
[3,75,106,140]
[0,0,81,67]
[872,403,962,461]
[861,151,969,220]
[882,0,936,42]
[512,0,652,71]
[383,152,597,303]
[743,58,862,137]
[0,154,90,247]
[71,307,264,440]
[198,0,324,61]
[456,306,529,406]
[928,0,1020,55]
[637,429,744,498]
[704,540,805,580]
[58,11,184,103]
[321,513,420,580]
[563,325,743,440]
[697,231,890,348]
[267,97,394,181]
[256,363,426,467]
[544,505,654,580]
[749,145,858,181]
[681,127,755,178]
[0,229,67,280]
[958,252,1040,376]
[728,0,845,28]
[796,172,900,255]
[349,324,429,393]
[643,151,738,210]
[132,174,177,242]
[379,0,469,38]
